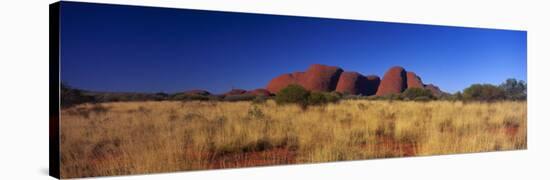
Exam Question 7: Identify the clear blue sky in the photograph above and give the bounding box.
[60,2,526,94]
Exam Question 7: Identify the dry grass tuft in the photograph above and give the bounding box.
[60,100,526,178]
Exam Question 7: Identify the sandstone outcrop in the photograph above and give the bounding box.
[376,66,407,96]
[302,64,343,92]
[406,72,424,89]
[224,89,247,96]
[182,89,211,96]
[266,73,301,93]
[266,64,443,96]
[336,72,365,95]
[364,75,381,96]
[245,88,272,96]
[424,84,444,97]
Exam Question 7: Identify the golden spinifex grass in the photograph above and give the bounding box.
[60,100,526,178]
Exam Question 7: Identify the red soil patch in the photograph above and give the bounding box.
[505,127,519,136]
[503,124,520,136]
[486,125,520,137]
[363,136,417,157]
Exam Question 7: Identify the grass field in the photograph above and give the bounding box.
[59,100,527,178]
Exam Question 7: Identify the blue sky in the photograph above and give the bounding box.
[60,2,526,94]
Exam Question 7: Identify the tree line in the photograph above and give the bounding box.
[60,78,526,108]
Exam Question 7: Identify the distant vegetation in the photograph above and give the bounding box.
[462,84,505,101]
[274,84,342,108]
[223,94,258,102]
[362,78,525,102]
[61,83,94,108]
[60,78,526,109]
[499,78,527,100]
[401,88,435,101]
[274,84,310,106]
[460,78,526,101]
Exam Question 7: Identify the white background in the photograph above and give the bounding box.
[0,0,548,179]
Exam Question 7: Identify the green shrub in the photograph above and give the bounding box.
[402,88,434,100]
[61,83,95,108]
[153,92,169,101]
[252,95,268,104]
[308,92,328,105]
[275,84,310,106]
[208,95,223,101]
[325,92,342,103]
[223,94,256,102]
[172,94,210,101]
[499,78,527,100]
[274,85,342,107]
[452,92,463,101]
[463,84,505,101]
[439,92,463,101]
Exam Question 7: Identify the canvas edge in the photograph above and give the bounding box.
[49,1,61,179]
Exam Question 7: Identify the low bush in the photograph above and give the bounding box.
[275,85,342,107]
[61,83,95,108]
[325,92,342,103]
[172,94,210,101]
[252,95,268,104]
[402,88,434,101]
[499,78,527,100]
[275,85,310,106]
[463,84,505,101]
[439,92,463,101]
[223,94,256,102]
[307,92,328,105]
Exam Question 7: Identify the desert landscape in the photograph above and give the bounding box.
[59,65,527,178]
[56,3,527,178]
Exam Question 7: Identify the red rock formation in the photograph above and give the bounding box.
[266,73,301,94]
[245,88,272,96]
[376,66,407,96]
[182,89,211,96]
[302,64,343,92]
[364,75,381,96]
[292,72,307,85]
[336,72,364,95]
[266,64,342,93]
[265,64,442,96]
[224,89,247,96]
[335,72,380,95]
[424,84,444,97]
[406,72,424,89]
